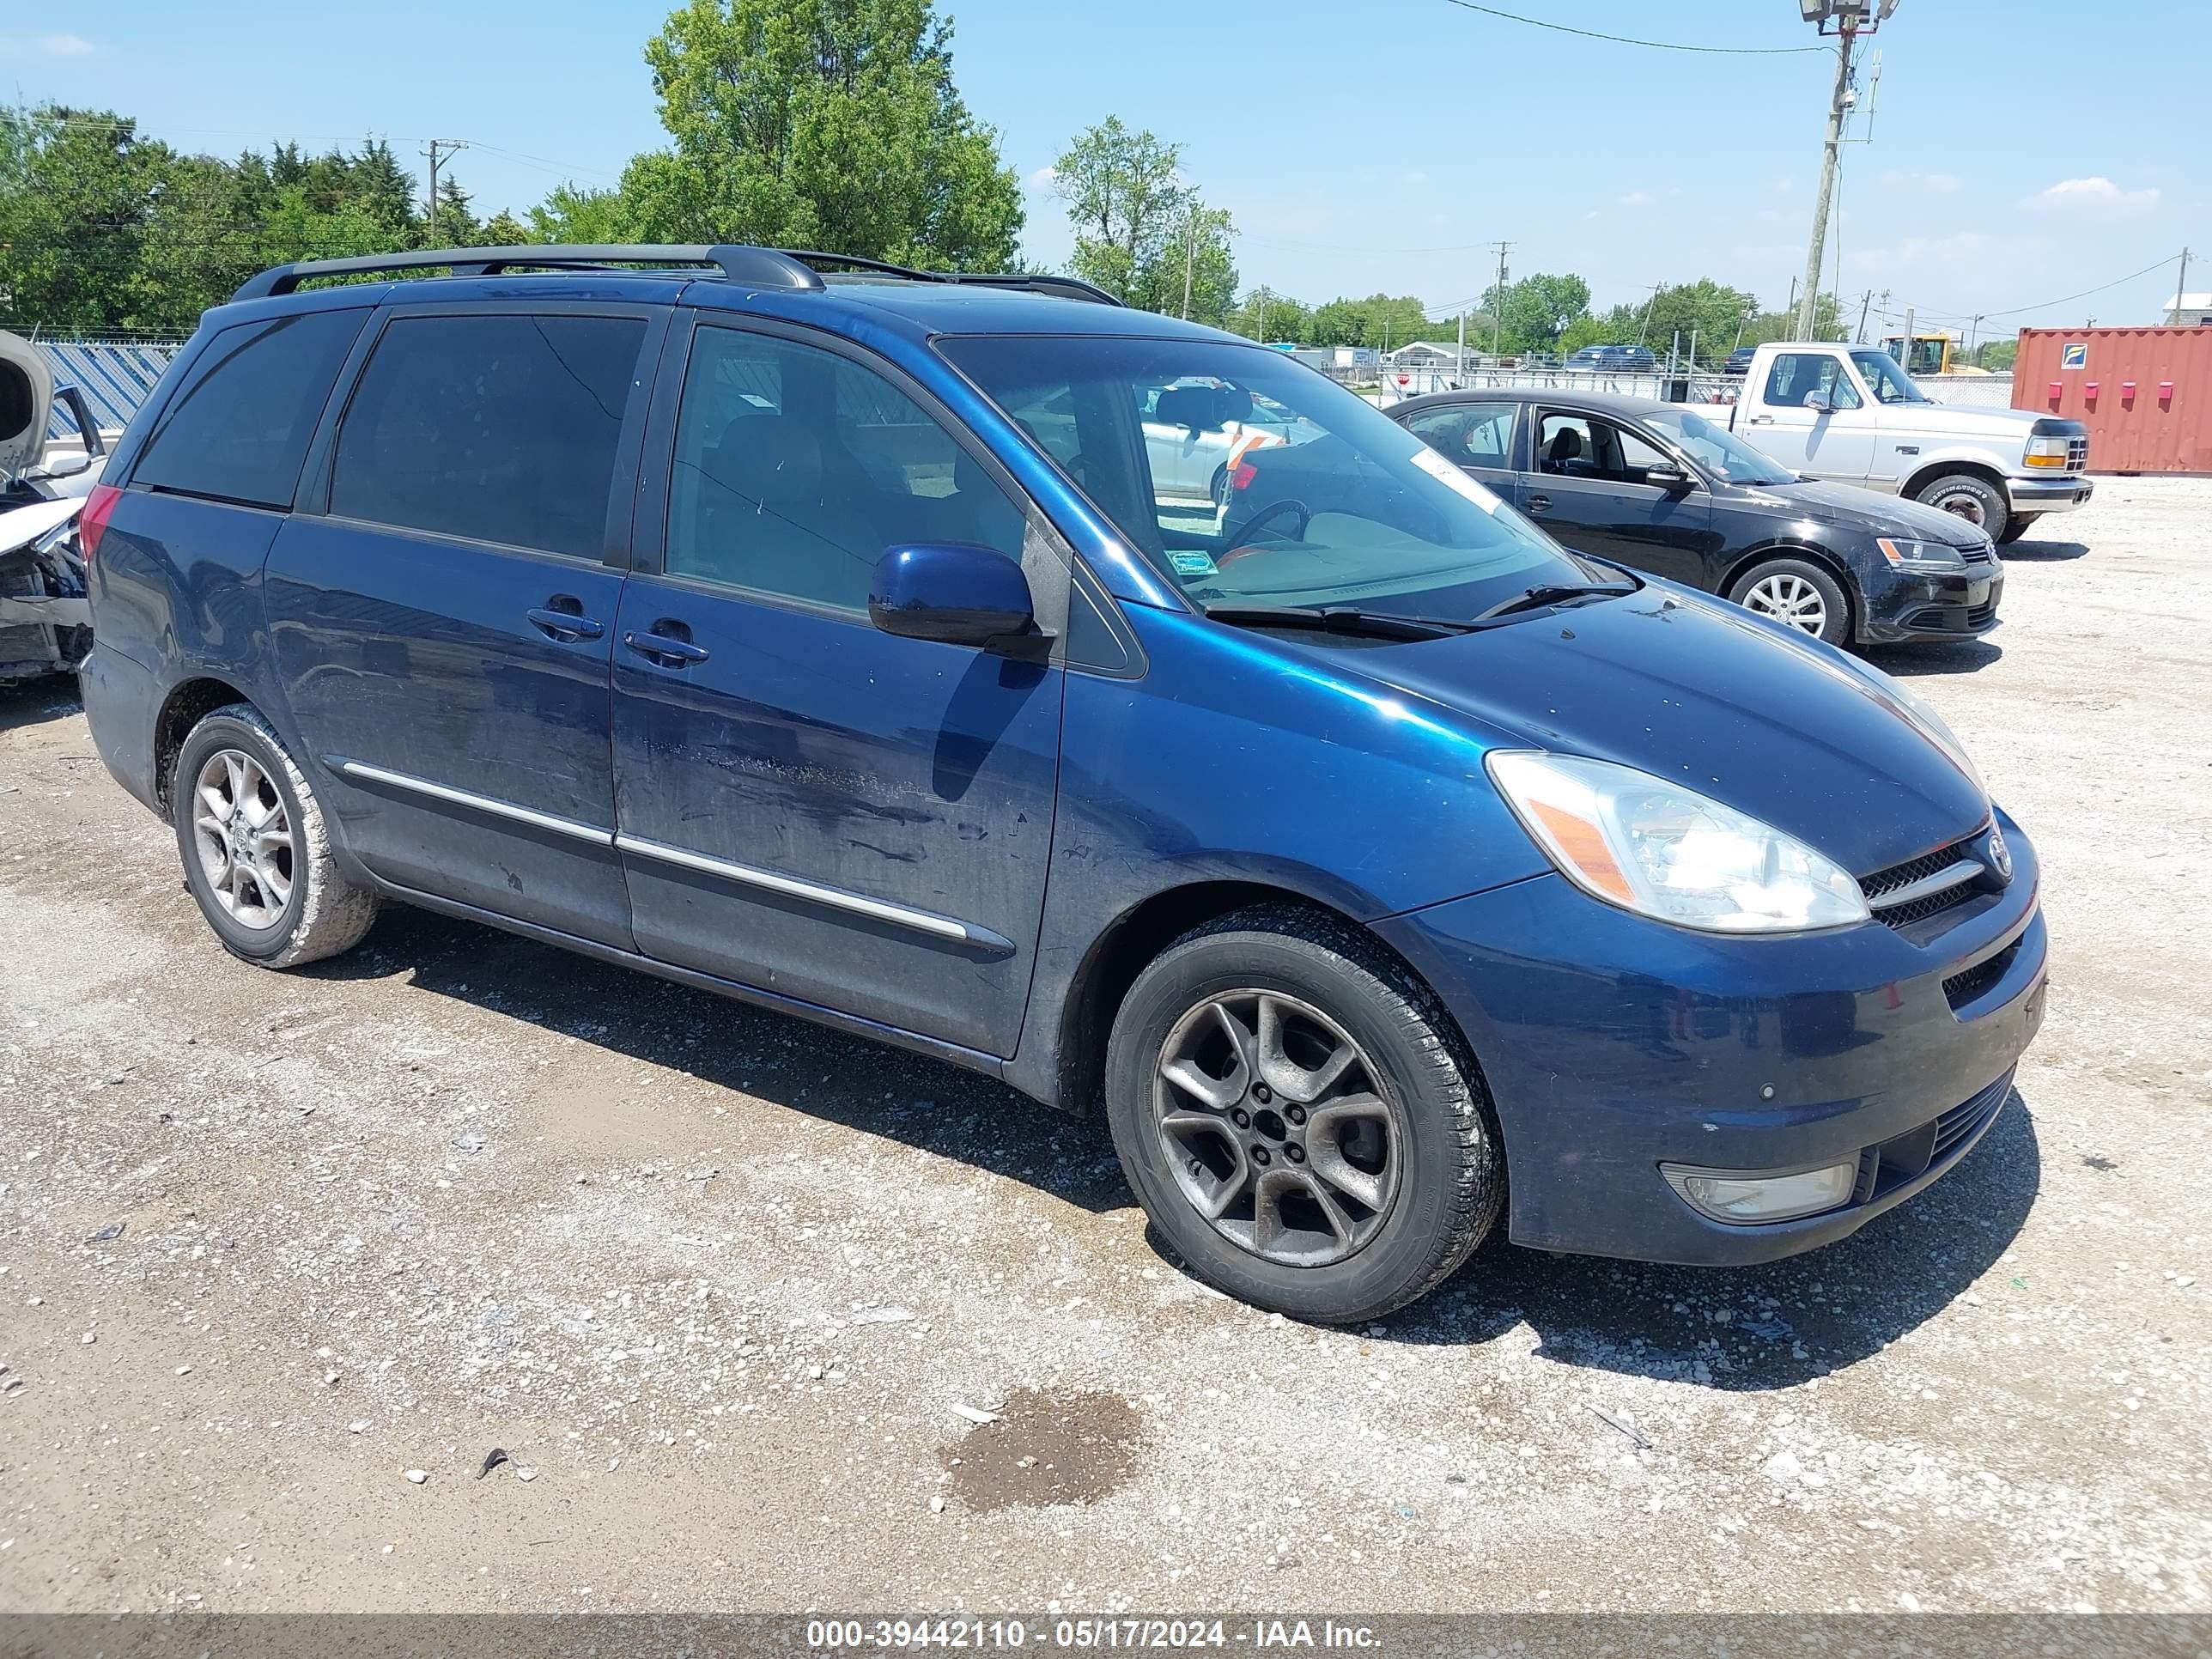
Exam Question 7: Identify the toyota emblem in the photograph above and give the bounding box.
[1987,822,2014,884]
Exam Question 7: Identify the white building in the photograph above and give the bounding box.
[2164,291,2212,326]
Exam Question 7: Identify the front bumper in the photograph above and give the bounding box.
[2007,474,2094,514]
[1859,559,2003,643]
[1377,809,2045,1266]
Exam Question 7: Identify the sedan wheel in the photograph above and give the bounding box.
[1741,571,1830,636]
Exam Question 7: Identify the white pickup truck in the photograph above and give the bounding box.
[1713,341,2091,545]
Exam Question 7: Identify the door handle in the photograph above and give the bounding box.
[1525,493,1553,513]
[623,629,710,667]
[1747,415,1777,424]
[526,606,605,643]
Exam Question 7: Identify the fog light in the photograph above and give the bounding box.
[1661,1158,1856,1224]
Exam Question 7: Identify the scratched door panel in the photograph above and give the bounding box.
[610,580,1062,1056]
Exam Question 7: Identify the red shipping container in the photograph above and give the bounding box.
[2014,326,2212,474]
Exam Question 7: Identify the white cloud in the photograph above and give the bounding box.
[1024,166,1058,191]
[1618,190,1655,208]
[0,33,94,57]
[2027,175,2160,214]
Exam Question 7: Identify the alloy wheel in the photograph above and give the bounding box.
[1152,989,1405,1267]
[1741,572,1829,635]
[191,748,296,930]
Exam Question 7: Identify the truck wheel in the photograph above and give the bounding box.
[1104,905,1504,1324]
[1915,473,2009,544]
[173,704,378,969]
[1996,516,2034,546]
[1729,556,1851,646]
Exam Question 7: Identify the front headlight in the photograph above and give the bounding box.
[2023,435,2071,468]
[1486,751,1869,934]
[1875,537,1966,571]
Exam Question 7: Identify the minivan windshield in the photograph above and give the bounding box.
[1643,407,1801,487]
[1850,349,1931,404]
[939,335,1595,620]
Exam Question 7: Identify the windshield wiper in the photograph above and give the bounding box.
[1202,604,1475,641]
[1474,581,1639,623]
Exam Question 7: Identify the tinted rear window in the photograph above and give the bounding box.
[329,313,646,558]
[131,309,368,508]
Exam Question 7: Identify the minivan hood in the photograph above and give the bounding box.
[1370,586,1990,878]
[1737,477,1991,546]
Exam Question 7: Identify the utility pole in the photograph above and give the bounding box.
[1796,25,1855,339]
[1489,240,1512,357]
[421,138,469,242]
[1635,283,1662,348]
[1900,305,1914,372]
[1181,208,1196,321]
[2173,247,2192,325]
[1792,3,1899,339]
[1966,313,1985,359]
[1852,288,1875,343]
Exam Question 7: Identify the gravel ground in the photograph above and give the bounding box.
[1,477,2207,1617]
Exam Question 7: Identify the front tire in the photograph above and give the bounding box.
[1729,556,1852,646]
[1996,515,2034,546]
[1104,906,1503,1323]
[1915,471,2010,544]
[173,704,377,968]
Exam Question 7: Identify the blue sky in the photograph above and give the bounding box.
[6,1,2200,336]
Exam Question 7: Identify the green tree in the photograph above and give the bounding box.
[1974,338,2016,372]
[431,173,480,246]
[636,0,1022,268]
[526,182,645,244]
[1479,271,1590,353]
[480,209,533,246]
[1052,117,1237,317]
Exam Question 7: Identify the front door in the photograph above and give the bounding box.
[1742,350,1878,480]
[1522,409,1712,585]
[266,303,659,948]
[609,319,1066,1057]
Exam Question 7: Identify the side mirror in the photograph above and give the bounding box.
[1644,464,1692,491]
[870,543,1041,650]
[1803,388,1834,414]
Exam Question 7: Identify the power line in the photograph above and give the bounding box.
[1437,0,1825,55]
[1979,253,2184,319]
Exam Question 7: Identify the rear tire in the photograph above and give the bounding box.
[1914,471,2009,544]
[1104,905,1504,1323]
[1728,556,1852,646]
[173,704,377,969]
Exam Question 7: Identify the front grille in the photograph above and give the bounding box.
[1932,1073,2011,1156]
[2066,435,2087,472]
[1855,1069,2014,1202]
[1860,836,1984,930]
[1942,943,2015,1011]
[1960,538,1996,565]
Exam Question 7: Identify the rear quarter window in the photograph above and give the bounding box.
[131,309,369,508]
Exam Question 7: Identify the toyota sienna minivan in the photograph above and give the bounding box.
[76,244,2046,1322]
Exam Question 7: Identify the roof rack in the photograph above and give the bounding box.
[231,243,1124,307]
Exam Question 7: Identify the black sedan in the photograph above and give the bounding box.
[1226,388,2000,648]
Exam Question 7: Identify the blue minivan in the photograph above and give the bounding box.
[76,245,2046,1322]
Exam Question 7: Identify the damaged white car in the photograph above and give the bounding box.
[1,330,107,683]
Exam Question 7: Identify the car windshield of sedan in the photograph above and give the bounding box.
[1850,349,1932,405]
[1644,408,1801,487]
[939,335,1588,618]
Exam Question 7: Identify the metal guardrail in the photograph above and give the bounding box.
[33,339,185,442]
